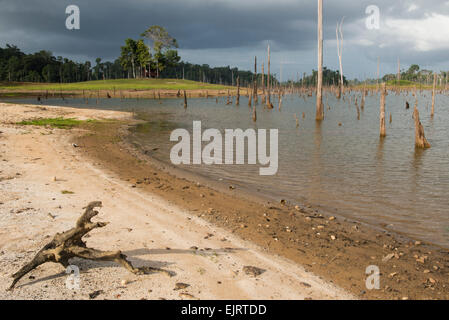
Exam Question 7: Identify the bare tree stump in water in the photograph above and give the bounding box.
[7,201,172,291]
[278,92,283,111]
[253,56,258,104]
[236,76,240,106]
[267,43,271,108]
[183,90,187,109]
[379,83,387,138]
[316,0,324,120]
[413,106,431,149]
[360,90,365,110]
[431,73,437,117]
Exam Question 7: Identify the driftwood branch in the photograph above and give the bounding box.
[8,201,172,291]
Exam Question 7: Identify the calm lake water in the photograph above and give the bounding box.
[4,91,449,247]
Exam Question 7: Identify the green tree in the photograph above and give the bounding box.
[136,40,151,78]
[120,39,138,78]
[94,58,102,80]
[141,26,178,78]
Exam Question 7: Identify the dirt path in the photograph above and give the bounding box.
[0,103,353,300]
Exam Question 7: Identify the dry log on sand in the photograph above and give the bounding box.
[8,201,172,291]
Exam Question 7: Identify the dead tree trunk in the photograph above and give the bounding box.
[377,57,380,91]
[8,202,172,291]
[431,73,437,117]
[184,90,188,109]
[413,106,431,149]
[278,91,283,111]
[236,76,240,106]
[380,83,387,138]
[361,88,366,110]
[316,0,324,120]
[267,43,273,108]
[254,56,258,104]
[261,63,265,96]
[252,103,257,122]
[336,17,345,98]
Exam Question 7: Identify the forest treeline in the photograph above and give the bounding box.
[0,25,349,88]
[0,25,353,88]
[0,43,277,87]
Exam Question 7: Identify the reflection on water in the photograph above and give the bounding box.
[4,91,449,247]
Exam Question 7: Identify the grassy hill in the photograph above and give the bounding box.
[386,80,426,87]
[0,79,233,92]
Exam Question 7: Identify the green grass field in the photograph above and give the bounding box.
[386,80,428,87]
[0,79,233,92]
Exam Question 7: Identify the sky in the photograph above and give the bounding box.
[1,0,449,81]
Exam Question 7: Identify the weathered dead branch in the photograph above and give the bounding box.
[8,201,172,291]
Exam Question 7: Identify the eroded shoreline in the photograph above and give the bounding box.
[0,102,353,300]
[76,111,449,300]
[1,102,448,300]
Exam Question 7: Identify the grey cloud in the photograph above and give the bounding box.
[0,0,448,79]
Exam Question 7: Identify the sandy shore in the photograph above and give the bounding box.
[0,103,353,300]
[0,88,250,100]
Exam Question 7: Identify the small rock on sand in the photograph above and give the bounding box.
[89,290,104,299]
[179,292,198,300]
[243,266,265,277]
[382,253,395,262]
[174,283,190,291]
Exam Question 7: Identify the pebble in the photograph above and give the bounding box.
[174,283,190,291]
[243,266,265,277]
[382,253,395,262]
[120,279,128,286]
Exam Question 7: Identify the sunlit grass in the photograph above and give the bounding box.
[0,79,233,91]
[17,117,95,129]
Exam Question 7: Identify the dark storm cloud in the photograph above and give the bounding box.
[1,0,449,79]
